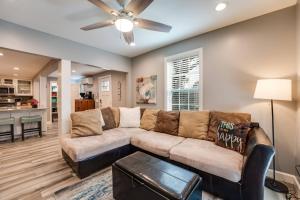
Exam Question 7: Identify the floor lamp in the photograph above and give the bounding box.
[254,79,292,193]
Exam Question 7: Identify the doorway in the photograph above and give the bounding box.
[98,75,112,108]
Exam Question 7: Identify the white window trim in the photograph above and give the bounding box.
[164,48,203,111]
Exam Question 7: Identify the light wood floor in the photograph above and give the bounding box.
[0,124,80,200]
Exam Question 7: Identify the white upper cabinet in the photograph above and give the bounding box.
[16,80,32,96]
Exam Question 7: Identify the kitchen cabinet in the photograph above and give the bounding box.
[75,99,95,112]
[1,78,14,85]
[16,80,32,96]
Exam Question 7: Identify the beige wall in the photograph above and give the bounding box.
[93,71,127,108]
[132,7,297,174]
[297,0,300,176]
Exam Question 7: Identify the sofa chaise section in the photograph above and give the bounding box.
[61,128,146,178]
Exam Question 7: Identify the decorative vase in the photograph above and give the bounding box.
[32,105,38,108]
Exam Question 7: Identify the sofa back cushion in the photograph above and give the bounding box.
[178,111,209,139]
[71,109,103,138]
[140,109,160,131]
[101,107,116,130]
[208,111,251,141]
[154,111,180,135]
[119,107,141,128]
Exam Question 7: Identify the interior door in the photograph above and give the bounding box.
[98,75,112,108]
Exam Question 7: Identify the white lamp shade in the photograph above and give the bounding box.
[254,79,292,101]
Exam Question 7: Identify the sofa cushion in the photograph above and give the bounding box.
[169,138,243,182]
[178,111,209,140]
[208,111,251,142]
[119,107,141,128]
[154,111,180,135]
[70,109,103,138]
[115,127,148,137]
[140,109,160,131]
[61,128,137,162]
[110,107,120,127]
[131,131,185,157]
[101,107,116,130]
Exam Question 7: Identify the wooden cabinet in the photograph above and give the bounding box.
[75,99,95,112]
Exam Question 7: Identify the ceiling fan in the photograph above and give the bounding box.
[81,0,172,46]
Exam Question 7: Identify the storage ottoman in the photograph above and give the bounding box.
[112,151,202,200]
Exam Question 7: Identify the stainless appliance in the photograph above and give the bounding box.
[0,97,16,107]
[0,85,15,96]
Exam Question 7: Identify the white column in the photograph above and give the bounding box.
[58,60,72,135]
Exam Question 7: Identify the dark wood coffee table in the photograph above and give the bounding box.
[112,151,202,200]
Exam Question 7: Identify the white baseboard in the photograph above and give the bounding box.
[267,169,300,193]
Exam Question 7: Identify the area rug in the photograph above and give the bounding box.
[54,167,221,200]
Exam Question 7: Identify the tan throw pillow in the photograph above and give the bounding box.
[154,111,180,135]
[110,107,120,127]
[208,111,251,142]
[71,109,103,138]
[140,109,160,131]
[178,111,209,139]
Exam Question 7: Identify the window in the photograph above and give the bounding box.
[101,80,110,92]
[165,49,203,111]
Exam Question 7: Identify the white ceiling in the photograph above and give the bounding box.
[48,62,106,80]
[0,48,52,79]
[0,0,297,57]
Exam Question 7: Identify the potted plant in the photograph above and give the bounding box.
[31,98,39,108]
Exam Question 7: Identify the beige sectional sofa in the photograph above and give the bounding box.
[61,108,274,200]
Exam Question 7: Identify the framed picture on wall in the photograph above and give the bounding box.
[136,75,157,104]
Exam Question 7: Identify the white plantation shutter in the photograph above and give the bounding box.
[166,52,201,111]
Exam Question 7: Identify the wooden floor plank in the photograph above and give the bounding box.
[0,123,79,200]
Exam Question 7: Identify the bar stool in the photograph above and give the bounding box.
[0,117,15,142]
[20,115,42,141]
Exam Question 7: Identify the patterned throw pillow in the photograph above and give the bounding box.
[208,111,251,142]
[215,121,250,154]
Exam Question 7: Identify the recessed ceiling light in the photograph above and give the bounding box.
[0,53,3,56]
[72,70,76,73]
[13,67,20,71]
[13,74,18,77]
[129,42,136,46]
[216,2,227,11]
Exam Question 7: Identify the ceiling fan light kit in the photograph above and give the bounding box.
[81,0,172,46]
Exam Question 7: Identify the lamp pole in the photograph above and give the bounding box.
[265,99,288,193]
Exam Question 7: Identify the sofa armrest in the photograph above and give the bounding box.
[241,127,275,200]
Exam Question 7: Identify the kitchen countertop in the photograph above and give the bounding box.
[0,107,48,112]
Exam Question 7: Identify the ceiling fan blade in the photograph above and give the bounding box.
[136,18,172,32]
[123,31,134,45]
[88,0,119,15]
[126,0,153,15]
[81,20,113,31]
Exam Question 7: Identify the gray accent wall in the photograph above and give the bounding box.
[132,7,297,174]
[0,19,131,72]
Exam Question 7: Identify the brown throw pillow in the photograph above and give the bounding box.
[140,108,146,119]
[215,120,250,154]
[101,107,116,130]
[140,109,160,131]
[71,109,102,138]
[208,111,251,142]
[178,111,209,139]
[110,107,120,127]
[154,111,180,135]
